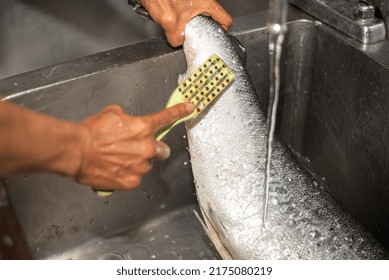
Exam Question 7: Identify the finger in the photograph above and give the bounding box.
[91,187,114,195]
[119,175,142,190]
[133,161,153,175]
[101,175,142,190]
[166,30,185,47]
[154,141,171,160]
[103,104,124,113]
[148,102,194,129]
[207,3,233,31]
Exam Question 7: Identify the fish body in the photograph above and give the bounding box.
[183,16,388,259]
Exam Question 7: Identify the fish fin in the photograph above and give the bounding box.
[207,205,229,239]
[195,206,234,260]
[193,210,208,233]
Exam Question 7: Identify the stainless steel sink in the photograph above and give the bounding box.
[0,0,268,79]
[1,5,389,259]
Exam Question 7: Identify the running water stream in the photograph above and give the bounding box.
[263,0,288,226]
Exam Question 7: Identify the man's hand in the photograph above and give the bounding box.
[139,0,233,47]
[0,100,193,191]
[76,102,194,190]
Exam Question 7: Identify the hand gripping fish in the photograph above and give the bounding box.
[183,16,389,259]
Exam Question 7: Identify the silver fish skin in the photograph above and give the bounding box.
[183,16,389,259]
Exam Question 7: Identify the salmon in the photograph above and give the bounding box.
[183,16,388,259]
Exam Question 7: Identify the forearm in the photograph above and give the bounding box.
[0,101,86,177]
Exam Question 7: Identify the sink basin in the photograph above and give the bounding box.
[1,6,389,259]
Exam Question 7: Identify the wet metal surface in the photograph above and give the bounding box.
[289,0,386,44]
[49,205,219,260]
[0,180,32,259]
[0,0,267,79]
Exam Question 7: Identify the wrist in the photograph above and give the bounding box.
[43,120,91,179]
[0,101,90,178]
[60,122,91,178]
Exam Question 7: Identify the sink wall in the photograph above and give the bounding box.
[0,0,267,79]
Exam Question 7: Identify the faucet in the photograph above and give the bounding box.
[367,0,389,31]
[288,0,388,44]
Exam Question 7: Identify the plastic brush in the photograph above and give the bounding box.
[96,53,235,197]
[155,53,235,140]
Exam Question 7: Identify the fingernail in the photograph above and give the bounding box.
[156,144,170,159]
[186,102,195,112]
[161,146,171,159]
